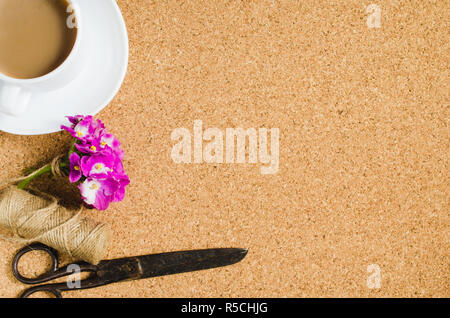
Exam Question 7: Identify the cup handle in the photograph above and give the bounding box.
[0,83,32,116]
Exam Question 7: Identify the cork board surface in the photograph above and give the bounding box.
[0,0,448,297]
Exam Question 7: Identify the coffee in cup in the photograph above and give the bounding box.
[0,0,77,79]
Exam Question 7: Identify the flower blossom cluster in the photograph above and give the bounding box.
[61,115,130,210]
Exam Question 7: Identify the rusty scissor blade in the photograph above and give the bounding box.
[94,248,248,285]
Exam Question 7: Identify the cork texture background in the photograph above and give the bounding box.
[0,0,448,297]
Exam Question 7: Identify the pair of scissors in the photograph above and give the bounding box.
[12,243,248,298]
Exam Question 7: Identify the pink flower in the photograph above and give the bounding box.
[60,115,130,211]
[75,131,124,159]
[98,131,124,160]
[69,153,82,183]
[80,153,115,178]
[62,116,105,143]
[78,173,130,210]
[78,178,118,210]
[110,172,130,202]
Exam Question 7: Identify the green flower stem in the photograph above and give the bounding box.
[68,140,77,156]
[17,162,68,190]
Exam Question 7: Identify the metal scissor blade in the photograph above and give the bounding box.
[138,248,248,279]
[95,248,248,285]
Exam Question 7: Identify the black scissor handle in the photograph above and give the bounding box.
[12,243,60,285]
[13,243,98,287]
[20,284,63,298]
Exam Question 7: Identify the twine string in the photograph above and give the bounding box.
[0,157,110,264]
[50,155,65,178]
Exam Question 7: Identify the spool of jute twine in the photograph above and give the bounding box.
[0,156,111,265]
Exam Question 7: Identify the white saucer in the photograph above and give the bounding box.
[0,0,129,135]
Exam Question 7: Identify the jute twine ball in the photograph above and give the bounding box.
[0,186,110,264]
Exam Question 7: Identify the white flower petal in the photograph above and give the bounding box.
[80,180,99,205]
[74,124,89,137]
[90,163,111,175]
[102,135,114,147]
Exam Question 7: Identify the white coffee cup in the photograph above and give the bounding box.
[0,0,84,117]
